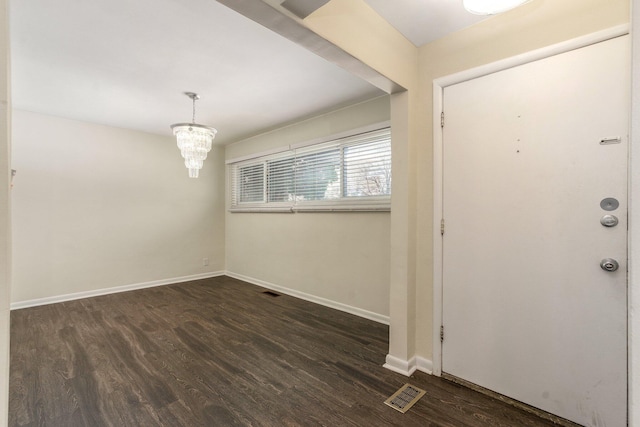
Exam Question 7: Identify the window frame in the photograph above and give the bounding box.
[228,124,391,213]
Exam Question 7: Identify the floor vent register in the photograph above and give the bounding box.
[384,383,426,414]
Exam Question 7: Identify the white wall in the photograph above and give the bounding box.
[11,110,225,304]
[630,0,639,423]
[225,96,391,320]
[0,0,10,424]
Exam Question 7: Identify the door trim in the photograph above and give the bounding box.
[431,23,630,378]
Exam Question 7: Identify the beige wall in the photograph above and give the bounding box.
[630,0,639,423]
[416,0,635,417]
[4,0,637,422]
[305,0,420,363]
[11,110,226,304]
[0,0,10,423]
[301,0,633,377]
[304,0,417,90]
[415,0,630,361]
[225,96,392,319]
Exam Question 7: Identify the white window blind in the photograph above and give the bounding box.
[343,132,392,198]
[233,162,264,203]
[294,148,341,202]
[229,127,391,212]
[267,157,294,203]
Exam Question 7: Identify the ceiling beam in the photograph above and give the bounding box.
[216,0,405,94]
[280,0,330,19]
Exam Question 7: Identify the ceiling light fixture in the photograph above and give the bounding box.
[462,0,530,15]
[171,92,217,178]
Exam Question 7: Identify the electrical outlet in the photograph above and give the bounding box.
[203,257,209,266]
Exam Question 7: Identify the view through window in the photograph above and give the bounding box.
[229,127,391,212]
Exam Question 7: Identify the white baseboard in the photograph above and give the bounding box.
[11,270,392,327]
[383,354,434,377]
[10,271,225,310]
[384,354,417,376]
[225,271,390,325]
[416,356,433,374]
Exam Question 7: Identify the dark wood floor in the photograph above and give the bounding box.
[10,276,560,426]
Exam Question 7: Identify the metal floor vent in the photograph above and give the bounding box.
[262,290,281,297]
[384,384,426,413]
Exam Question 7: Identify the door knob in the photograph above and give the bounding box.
[600,258,619,272]
[600,215,619,227]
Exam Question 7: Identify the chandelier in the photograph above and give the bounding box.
[171,92,217,178]
[463,0,530,15]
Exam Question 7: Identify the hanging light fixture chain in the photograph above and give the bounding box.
[183,91,200,124]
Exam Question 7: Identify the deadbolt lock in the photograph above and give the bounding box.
[600,258,619,272]
[600,198,619,211]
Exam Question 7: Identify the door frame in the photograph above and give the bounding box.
[431,24,630,378]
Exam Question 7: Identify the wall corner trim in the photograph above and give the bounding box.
[384,354,414,376]
[415,356,433,374]
[225,271,389,325]
[10,271,225,310]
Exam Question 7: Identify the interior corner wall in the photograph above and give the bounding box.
[0,0,10,423]
[10,110,226,305]
[225,96,391,319]
[387,90,418,361]
[415,0,630,362]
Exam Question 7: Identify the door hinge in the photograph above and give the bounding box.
[441,112,445,128]
[440,218,445,235]
[440,325,444,342]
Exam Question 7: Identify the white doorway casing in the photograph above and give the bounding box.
[432,25,630,426]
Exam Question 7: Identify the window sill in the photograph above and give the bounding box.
[229,200,390,213]
[293,203,390,212]
[228,206,294,213]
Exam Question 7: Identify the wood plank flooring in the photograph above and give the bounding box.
[10,276,560,426]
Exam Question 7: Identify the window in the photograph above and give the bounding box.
[343,136,392,197]
[229,127,391,212]
[294,148,341,202]
[238,163,264,203]
[267,157,294,203]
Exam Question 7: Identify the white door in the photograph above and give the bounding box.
[441,36,629,427]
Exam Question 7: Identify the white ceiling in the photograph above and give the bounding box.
[365,0,487,47]
[10,0,484,144]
